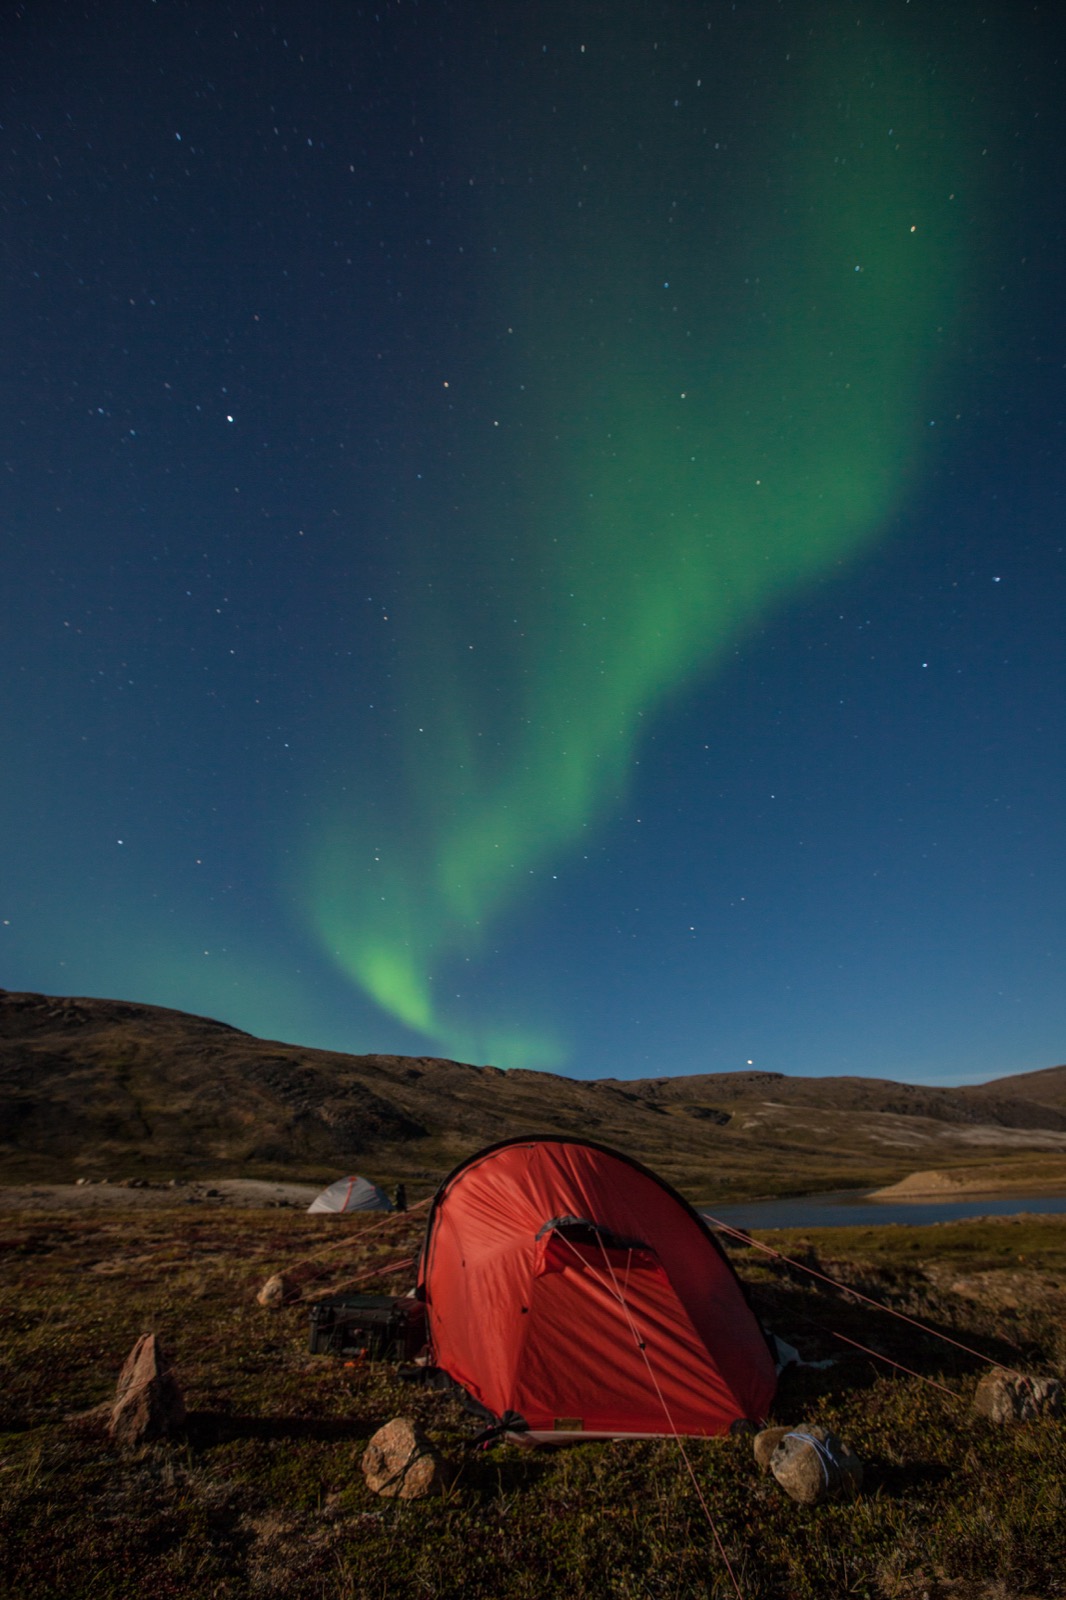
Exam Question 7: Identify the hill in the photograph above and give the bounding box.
[2,987,1065,1199]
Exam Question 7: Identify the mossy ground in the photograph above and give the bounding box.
[1,1207,1063,1599]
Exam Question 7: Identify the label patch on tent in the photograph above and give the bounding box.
[554,1417,583,1431]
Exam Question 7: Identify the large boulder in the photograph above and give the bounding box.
[973,1371,1062,1424]
[360,1417,455,1500]
[769,1425,863,1505]
[108,1333,186,1447]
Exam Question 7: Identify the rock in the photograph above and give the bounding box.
[107,1333,185,1447]
[360,1417,455,1500]
[770,1425,863,1505]
[973,1370,1062,1424]
[256,1260,321,1307]
[753,1425,793,1472]
[256,1271,305,1308]
[257,1272,293,1307]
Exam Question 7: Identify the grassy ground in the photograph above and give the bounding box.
[1,1206,1063,1600]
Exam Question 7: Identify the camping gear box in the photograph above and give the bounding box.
[308,1293,426,1360]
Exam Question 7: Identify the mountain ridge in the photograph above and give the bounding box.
[3,987,1065,1198]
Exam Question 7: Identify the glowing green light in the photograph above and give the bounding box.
[303,14,974,1067]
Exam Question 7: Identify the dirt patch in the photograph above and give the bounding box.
[0,1178,321,1211]
[923,1264,1066,1312]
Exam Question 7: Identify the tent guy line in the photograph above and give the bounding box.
[812,1327,960,1403]
[558,1226,748,1600]
[323,1257,417,1304]
[707,1218,1029,1384]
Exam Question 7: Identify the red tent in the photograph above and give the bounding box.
[417,1136,777,1441]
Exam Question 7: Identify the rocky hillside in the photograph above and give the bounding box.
[2,987,1065,1198]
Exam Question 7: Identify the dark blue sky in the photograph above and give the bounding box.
[3,1,1064,1083]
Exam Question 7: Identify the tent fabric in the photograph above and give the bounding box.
[307,1175,393,1214]
[417,1136,777,1440]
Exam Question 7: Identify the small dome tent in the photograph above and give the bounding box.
[417,1136,777,1441]
[308,1175,393,1215]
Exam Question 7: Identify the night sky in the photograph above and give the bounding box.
[4,2,1064,1084]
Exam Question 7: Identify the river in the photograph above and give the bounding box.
[700,1191,1066,1231]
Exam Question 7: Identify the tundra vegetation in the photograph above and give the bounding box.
[1,1203,1063,1600]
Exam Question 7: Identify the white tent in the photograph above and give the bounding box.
[308,1175,393,1215]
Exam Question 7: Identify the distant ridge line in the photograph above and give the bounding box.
[1,988,1064,1191]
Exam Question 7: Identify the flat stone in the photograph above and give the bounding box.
[361,1417,455,1500]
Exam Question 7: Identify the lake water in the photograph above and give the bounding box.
[700,1192,1066,1231]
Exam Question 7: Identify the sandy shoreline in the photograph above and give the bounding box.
[867,1166,1066,1201]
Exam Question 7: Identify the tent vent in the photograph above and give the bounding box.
[536,1215,649,1252]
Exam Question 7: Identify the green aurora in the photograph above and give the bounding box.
[305,13,976,1066]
